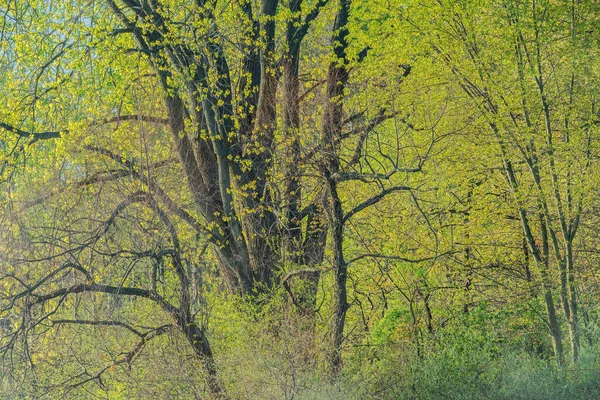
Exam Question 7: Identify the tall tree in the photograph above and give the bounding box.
[400,0,600,363]
[0,0,421,395]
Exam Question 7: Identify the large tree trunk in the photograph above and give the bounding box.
[281,0,328,309]
[282,32,303,257]
[236,0,280,288]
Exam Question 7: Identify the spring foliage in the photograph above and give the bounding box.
[1,0,600,398]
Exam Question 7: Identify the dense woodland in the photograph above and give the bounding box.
[1,0,600,398]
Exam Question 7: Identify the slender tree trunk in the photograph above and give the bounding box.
[500,150,564,364]
[323,0,350,380]
[326,177,347,379]
[538,215,564,364]
[540,278,564,365]
[565,239,580,361]
[180,318,228,398]
[559,259,570,323]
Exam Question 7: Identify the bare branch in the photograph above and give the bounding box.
[333,169,421,183]
[346,252,451,266]
[343,185,413,223]
[90,114,169,126]
[0,122,62,142]
[29,283,179,317]
[51,319,146,337]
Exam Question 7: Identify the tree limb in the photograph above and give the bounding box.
[343,186,413,223]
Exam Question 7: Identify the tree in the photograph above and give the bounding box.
[400,0,600,363]
[0,0,426,395]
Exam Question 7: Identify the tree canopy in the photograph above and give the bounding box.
[2,0,600,399]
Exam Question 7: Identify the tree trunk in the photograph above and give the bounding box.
[565,240,580,361]
[323,0,350,380]
[326,177,347,379]
[538,215,565,365]
[541,282,564,365]
[180,318,228,398]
